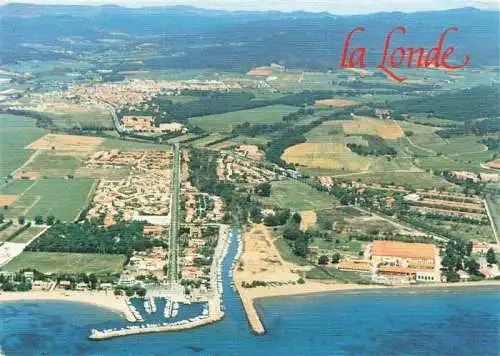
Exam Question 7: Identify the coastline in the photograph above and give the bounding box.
[237,279,500,334]
[0,290,136,322]
[250,279,500,301]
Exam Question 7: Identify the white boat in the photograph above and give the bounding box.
[149,296,157,313]
[172,302,179,317]
[164,299,173,318]
[144,299,153,314]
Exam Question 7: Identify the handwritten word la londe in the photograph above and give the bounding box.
[340,26,471,82]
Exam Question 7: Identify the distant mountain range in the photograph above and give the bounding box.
[0,4,498,70]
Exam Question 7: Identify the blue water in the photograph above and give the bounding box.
[1,230,499,356]
[128,297,206,323]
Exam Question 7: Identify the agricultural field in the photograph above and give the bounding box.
[315,99,356,107]
[432,136,489,156]
[27,133,104,152]
[188,104,297,133]
[167,95,198,104]
[282,142,375,171]
[305,121,365,144]
[0,114,45,177]
[101,137,171,151]
[258,180,338,211]
[44,105,113,129]
[21,151,84,177]
[8,225,47,244]
[0,178,96,222]
[343,117,404,140]
[0,224,20,242]
[486,192,500,243]
[3,252,126,275]
[332,171,458,191]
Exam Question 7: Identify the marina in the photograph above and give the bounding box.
[88,225,231,340]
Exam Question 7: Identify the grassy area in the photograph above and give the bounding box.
[0,180,34,195]
[486,192,500,242]
[23,152,84,177]
[1,178,95,222]
[258,180,338,211]
[8,225,46,243]
[3,252,126,275]
[305,266,371,284]
[274,237,308,266]
[101,137,171,151]
[426,136,487,156]
[0,114,45,177]
[167,95,198,104]
[45,106,113,130]
[0,224,20,242]
[282,142,376,172]
[326,171,458,191]
[188,104,297,133]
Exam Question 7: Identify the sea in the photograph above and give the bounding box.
[0,231,499,356]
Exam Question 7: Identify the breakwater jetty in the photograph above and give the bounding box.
[231,231,265,335]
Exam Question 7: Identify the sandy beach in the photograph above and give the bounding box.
[0,290,136,322]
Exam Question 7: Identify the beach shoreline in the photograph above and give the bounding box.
[237,279,500,334]
[233,225,500,334]
[0,290,136,322]
[251,279,500,301]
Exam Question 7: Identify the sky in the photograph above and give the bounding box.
[1,0,499,14]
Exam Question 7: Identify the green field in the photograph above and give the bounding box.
[0,114,45,177]
[486,192,500,243]
[4,252,126,275]
[45,107,113,130]
[8,225,46,243]
[23,152,84,177]
[0,178,95,221]
[328,171,458,191]
[188,104,297,133]
[258,180,338,211]
[305,266,371,283]
[101,137,171,151]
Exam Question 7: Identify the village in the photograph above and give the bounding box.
[86,149,174,226]
[217,145,287,183]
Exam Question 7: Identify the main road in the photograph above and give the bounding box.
[167,143,181,287]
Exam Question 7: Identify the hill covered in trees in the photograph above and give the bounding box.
[1,5,498,71]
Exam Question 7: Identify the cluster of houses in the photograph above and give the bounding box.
[120,247,168,285]
[0,271,115,292]
[184,192,224,224]
[318,177,489,221]
[66,78,242,110]
[179,227,219,285]
[120,115,187,134]
[217,150,284,183]
[451,170,500,183]
[86,150,173,226]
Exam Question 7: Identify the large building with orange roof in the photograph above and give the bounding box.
[370,240,440,282]
[371,240,437,270]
